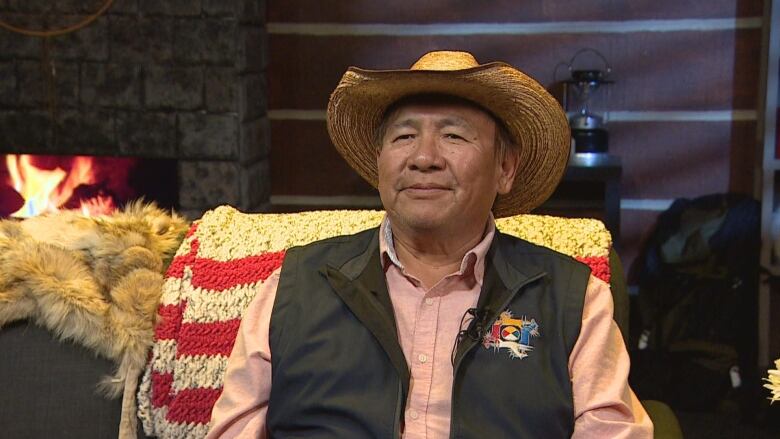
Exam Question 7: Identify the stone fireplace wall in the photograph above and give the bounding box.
[0,0,269,219]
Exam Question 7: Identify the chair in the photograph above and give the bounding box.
[0,320,125,438]
[609,247,684,438]
[137,206,681,438]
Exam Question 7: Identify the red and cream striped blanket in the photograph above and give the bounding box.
[137,206,612,438]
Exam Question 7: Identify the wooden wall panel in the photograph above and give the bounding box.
[267,3,764,289]
[269,30,761,111]
[270,0,762,23]
[620,209,662,280]
[610,121,757,198]
[729,121,759,194]
[270,120,375,196]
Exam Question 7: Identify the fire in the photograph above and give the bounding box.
[5,154,116,217]
[79,194,115,216]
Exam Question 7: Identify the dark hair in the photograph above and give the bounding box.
[373,93,518,161]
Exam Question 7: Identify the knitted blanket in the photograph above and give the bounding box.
[137,206,612,438]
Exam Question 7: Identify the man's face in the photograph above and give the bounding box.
[377,101,518,233]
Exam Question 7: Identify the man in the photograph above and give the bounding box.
[207,51,652,438]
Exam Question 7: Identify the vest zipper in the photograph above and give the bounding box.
[448,271,546,438]
[394,379,403,438]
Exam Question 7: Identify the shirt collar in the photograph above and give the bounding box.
[378,214,496,286]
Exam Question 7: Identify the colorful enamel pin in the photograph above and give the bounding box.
[483,311,539,359]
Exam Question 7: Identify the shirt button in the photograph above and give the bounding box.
[424,297,434,306]
[408,409,419,420]
[418,353,428,363]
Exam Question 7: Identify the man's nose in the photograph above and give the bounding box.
[408,133,445,171]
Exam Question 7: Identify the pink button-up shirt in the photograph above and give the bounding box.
[207,218,652,438]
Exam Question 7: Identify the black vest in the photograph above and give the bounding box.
[267,228,590,438]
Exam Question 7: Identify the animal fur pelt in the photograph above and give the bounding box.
[0,201,189,399]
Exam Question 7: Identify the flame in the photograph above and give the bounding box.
[5,154,115,218]
[79,194,116,216]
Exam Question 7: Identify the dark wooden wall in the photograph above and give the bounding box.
[266,0,764,271]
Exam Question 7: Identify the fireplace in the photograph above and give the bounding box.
[0,0,270,220]
[0,153,177,218]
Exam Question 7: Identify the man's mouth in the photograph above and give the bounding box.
[407,184,448,190]
[401,184,451,197]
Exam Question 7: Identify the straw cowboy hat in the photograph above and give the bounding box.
[326,50,571,217]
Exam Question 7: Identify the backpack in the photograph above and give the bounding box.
[628,193,760,411]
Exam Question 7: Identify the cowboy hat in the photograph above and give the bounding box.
[326,50,570,217]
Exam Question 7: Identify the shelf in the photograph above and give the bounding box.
[765,160,780,171]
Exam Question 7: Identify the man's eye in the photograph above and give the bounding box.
[393,134,414,141]
[444,133,465,140]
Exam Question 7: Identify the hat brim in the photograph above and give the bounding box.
[326,62,571,217]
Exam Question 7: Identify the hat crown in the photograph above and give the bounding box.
[410,51,480,71]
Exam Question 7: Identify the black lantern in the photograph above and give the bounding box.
[560,49,613,154]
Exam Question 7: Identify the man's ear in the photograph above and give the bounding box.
[497,149,521,195]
